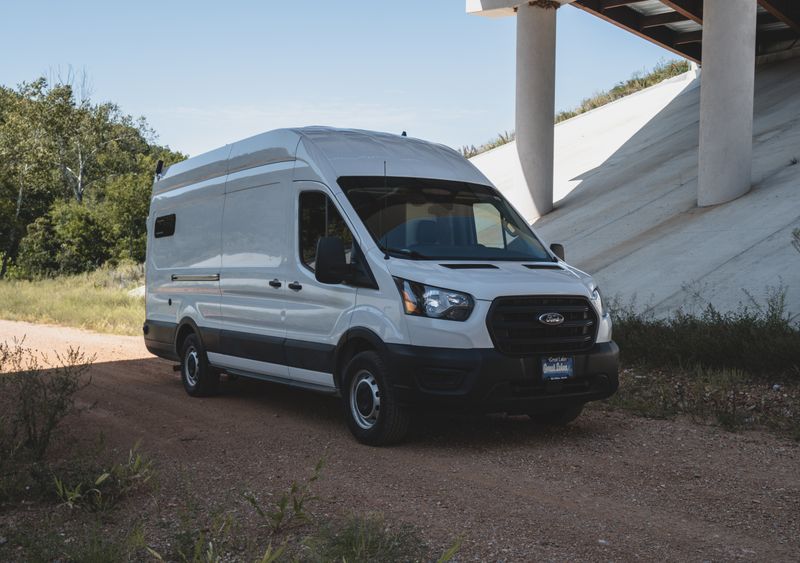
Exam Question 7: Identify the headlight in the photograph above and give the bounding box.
[591,285,608,317]
[393,278,474,321]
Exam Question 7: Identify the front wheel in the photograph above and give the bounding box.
[180,333,219,397]
[342,351,410,446]
[528,404,584,426]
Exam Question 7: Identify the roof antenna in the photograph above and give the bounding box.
[381,161,390,260]
[401,131,407,137]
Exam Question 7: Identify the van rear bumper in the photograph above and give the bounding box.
[385,341,619,414]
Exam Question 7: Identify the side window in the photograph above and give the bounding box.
[299,192,354,271]
[154,214,176,238]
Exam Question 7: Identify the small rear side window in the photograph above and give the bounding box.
[154,214,176,238]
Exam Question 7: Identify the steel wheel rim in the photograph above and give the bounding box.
[350,369,380,430]
[184,347,200,387]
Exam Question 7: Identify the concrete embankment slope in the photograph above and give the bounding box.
[471,59,800,316]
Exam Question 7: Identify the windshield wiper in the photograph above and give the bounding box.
[380,246,428,259]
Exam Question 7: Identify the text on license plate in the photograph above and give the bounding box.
[541,356,574,380]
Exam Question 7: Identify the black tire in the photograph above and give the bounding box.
[342,351,410,446]
[179,333,219,397]
[529,404,584,426]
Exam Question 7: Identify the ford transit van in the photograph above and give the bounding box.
[144,127,618,445]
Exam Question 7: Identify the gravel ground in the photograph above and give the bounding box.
[1,319,798,561]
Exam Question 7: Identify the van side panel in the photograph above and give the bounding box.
[145,174,226,356]
[216,162,294,373]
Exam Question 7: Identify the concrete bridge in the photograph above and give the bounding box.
[467,0,800,219]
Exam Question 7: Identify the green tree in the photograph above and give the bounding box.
[42,81,152,204]
[0,80,57,278]
[2,74,185,277]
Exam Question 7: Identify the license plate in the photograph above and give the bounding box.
[541,356,573,380]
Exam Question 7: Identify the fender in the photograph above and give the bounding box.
[175,317,221,356]
[333,327,389,388]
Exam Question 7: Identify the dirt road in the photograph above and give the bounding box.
[2,320,799,561]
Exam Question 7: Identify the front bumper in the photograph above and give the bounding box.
[385,341,619,414]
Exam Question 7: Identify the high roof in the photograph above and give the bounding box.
[572,0,800,63]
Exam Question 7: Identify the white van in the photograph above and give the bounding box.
[144,127,618,445]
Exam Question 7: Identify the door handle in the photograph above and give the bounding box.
[288,281,302,291]
[269,279,282,288]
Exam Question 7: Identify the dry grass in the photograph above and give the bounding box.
[0,262,144,335]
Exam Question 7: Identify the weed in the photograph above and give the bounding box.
[303,514,427,563]
[256,542,287,563]
[437,539,463,563]
[244,458,325,534]
[52,441,156,511]
[6,522,148,562]
[605,366,800,437]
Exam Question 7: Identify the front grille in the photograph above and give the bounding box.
[487,296,597,356]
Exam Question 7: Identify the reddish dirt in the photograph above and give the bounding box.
[1,320,799,561]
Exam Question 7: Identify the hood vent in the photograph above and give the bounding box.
[523,263,563,270]
[440,264,499,270]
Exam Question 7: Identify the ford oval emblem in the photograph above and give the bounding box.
[538,312,565,326]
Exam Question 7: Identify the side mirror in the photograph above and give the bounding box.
[315,236,351,284]
[550,243,565,261]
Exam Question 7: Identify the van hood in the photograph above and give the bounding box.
[382,257,594,301]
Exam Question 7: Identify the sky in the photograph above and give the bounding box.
[0,1,679,157]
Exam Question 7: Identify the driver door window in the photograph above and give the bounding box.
[299,191,354,271]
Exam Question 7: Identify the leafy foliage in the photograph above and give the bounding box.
[0,75,184,278]
[53,441,156,511]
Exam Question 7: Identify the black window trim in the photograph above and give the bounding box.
[336,175,556,263]
[297,189,378,290]
[154,213,176,238]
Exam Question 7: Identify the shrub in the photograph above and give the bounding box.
[0,339,91,463]
[15,215,60,277]
[16,201,113,277]
[610,287,800,377]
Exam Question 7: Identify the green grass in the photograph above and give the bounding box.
[0,262,144,335]
[461,59,691,158]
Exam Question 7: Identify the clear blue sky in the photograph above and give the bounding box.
[0,1,679,157]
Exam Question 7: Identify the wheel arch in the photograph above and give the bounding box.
[333,328,388,390]
[174,317,203,357]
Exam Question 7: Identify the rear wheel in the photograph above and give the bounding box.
[180,333,219,397]
[528,404,584,426]
[342,351,410,446]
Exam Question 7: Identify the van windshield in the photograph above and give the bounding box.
[338,176,553,262]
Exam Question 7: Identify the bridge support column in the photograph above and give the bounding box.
[698,0,758,207]
[516,1,558,218]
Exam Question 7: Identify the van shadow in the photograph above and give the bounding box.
[64,357,613,452]
[203,371,612,450]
